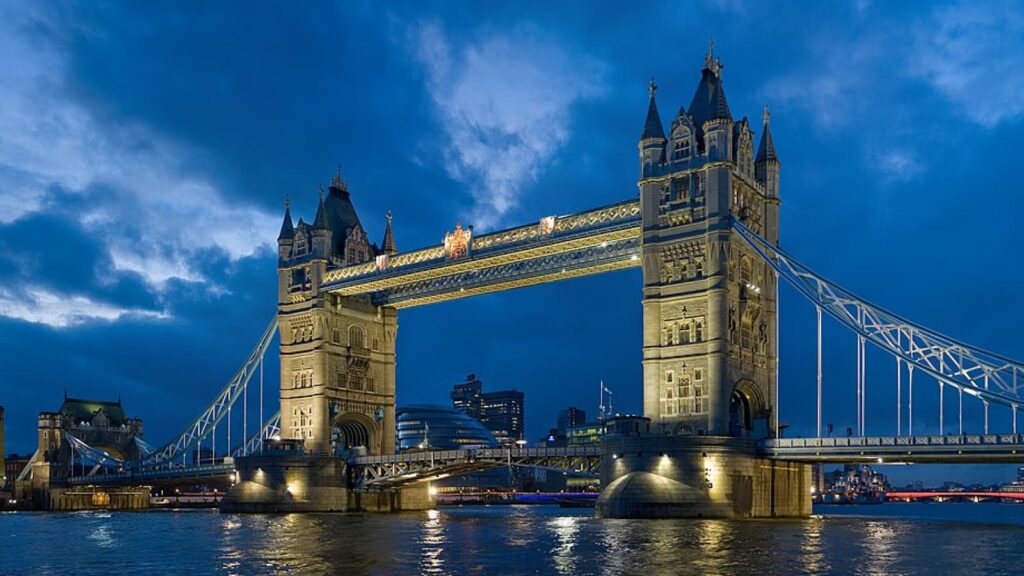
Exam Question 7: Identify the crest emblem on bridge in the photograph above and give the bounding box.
[538,215,556,236]
[443,223,472,259]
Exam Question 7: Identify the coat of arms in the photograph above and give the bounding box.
[538,215,555,235]
[443,223,472,259]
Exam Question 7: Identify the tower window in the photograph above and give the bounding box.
[349,326,365,350]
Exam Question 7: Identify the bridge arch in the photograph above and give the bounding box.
[729,379,766,438]
[331,412,378,457]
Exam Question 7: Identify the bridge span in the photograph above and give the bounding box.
[763,434,1024,464]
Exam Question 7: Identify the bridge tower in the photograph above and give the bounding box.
[276,173,398,456]
[598,46,807,519]
[639,45,780,439]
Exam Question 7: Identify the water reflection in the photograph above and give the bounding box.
[419,509,447,574]
[5,505,1024,575]
[548,515,581,574]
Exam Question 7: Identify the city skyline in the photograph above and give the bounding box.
[2,1,1024,486]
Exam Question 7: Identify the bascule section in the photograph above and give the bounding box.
[276,172,398,457]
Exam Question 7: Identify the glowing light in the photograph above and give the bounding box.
[877,458,884,464]
[428,485,439,497]
[630,254,639,261]
[286,482,299,494]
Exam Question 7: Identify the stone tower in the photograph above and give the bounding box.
[639,45,781,438]
[277,171,398,456]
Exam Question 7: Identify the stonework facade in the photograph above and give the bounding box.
[639,47,781,438]
[277,173,398,456]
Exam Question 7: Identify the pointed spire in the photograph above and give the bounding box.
[330,163,348,192]
[313,185,329,229]
[381,210,396,255]
[278,196,294,240]
[756,105,779,163]
[640,77,666,142]
[689,41,732,131]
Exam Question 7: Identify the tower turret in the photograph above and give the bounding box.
[689,41,733,162]
[639,79,667,176]
[755,105,781,243]
[311,185,332,259]
[381,211,396,255]
[278,197,294,260]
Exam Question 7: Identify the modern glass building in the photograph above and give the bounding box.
[396,405,499,451]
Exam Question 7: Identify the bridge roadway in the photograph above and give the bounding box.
[762,434,1024,463]
[66,435,1024,488]
[351,446,602,488]
[65,446,603,489]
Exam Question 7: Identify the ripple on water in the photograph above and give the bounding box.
[2,504,1024,575]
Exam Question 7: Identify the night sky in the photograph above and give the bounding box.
[2,1,1024,485]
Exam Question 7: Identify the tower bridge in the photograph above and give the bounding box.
[33,47,1024,517]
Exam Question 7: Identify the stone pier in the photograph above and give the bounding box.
[596,434,811,519]
[220,453,434,513]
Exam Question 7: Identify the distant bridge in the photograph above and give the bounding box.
[885,491,1024,502]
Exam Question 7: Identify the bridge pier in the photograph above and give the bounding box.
[596,434,811,519]
[221,453,434,513]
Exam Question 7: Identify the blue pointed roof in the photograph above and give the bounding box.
[756,107,779,163]
[640,79,666,141]
[278,202,294,240]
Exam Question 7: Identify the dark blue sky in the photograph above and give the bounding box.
[2,1,1023,485]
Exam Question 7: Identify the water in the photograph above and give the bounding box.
[3,504,1024,575]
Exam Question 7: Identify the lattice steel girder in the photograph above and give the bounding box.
[230,412,282,458]
[733,219,1024,411]
[320,200,641,307]
[352,447,601,487]
[136,317,278,469]
[379,236,641,308]
[763,435,1024,464]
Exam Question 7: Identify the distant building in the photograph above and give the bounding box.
[5,455,30,490]
[396,405,498,451]
[557,407,587,434]
[567,423,605,447]
[450,374,484,420]
[481,390,524,444]
[450,374,524,445]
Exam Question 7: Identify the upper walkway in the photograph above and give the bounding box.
[321,199,641,307]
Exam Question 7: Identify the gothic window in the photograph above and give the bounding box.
[349,326,365,350]
[695,260,704,278]
[366,376,375,392]
[693,382,709,414]
[680,321,691,344]
[350,373,364,391]
[695,320,704,342]
[337,371,347,388]
[666,370,674,385]
[673,138,691,162]
[332,329,341,345]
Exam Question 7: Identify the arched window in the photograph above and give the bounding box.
[332,329,341,345]
[349,326,365,350]
[695,321,704,342]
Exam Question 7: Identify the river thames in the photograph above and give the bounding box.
[2,504,1024,575]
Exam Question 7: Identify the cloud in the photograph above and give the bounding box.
[0,5,277,292]
[767,3,1024,131]
[873,149,924,183]
[906,3,1024,127]
[409,21,605,229]
[0,285,168,328]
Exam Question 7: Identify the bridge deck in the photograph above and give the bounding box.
[763,434,1024,463]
